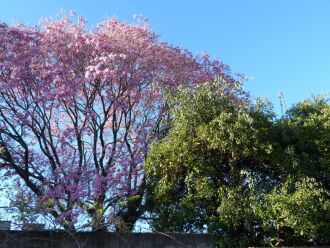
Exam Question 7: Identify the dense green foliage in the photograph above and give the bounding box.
[145,80,330,247]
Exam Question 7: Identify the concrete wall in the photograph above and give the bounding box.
[0,231,214,248]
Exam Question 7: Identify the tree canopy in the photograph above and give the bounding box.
[145,81,330,247]
[0,15,232,230]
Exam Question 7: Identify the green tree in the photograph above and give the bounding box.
[145,81,330,247]
[259,95,330,246]
[146,79,277,246]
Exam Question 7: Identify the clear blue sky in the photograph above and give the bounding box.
[1,0,330,114]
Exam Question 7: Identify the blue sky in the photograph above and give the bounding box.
[1,0,330,114]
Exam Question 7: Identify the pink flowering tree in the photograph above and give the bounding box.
[0,15,234,230]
